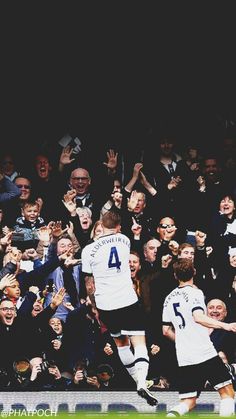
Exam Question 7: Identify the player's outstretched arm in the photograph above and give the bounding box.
[194,309,236,332]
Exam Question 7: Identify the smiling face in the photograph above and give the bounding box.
[76,207,93,231]
[70,168,91,196]
[49,317,63,334]
[157,217,177,241]
[15,177,31,201]
[207,299,227,321]
[31,300,44,317]
[21,203,40,223]
[35,155,52,181]
[129,252,141,279]
[202,158,221,183]
[0,300,16,325]
[219,195,235,218]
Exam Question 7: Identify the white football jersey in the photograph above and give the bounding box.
[163,285,217,366]
[81,233,138,310]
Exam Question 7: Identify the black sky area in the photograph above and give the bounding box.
[1,4,236,161]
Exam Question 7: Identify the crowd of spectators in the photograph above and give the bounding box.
[0,131,235,392]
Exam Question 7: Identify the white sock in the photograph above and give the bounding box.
[117,345,137,383]
[219,398,235,416]
[167,402,189,416]
[134,344,149,390]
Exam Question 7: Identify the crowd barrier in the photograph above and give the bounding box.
[0,391,232,415]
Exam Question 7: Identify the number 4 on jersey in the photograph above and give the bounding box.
[108,246,121,270]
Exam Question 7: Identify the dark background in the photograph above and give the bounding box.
[1,4,236,160]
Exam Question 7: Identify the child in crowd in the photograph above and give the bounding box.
[12,200,45,251]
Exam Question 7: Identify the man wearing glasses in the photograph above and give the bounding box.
[0,299,19,383]
[69,168,92,208]
[61,165,115,224]
[3,176,32,227]
[155,216,182,264]
[14,176,32,202]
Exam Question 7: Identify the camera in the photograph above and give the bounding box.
[83,367,96,379]
[40,360,55,373]
[40,360,50,373]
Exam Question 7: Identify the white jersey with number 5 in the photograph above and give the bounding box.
[162,285,217,366]
[81,233,138,310]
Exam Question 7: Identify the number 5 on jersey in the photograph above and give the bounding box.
[173,302,186,329]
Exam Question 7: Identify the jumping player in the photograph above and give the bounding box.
[81,210,158,406]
